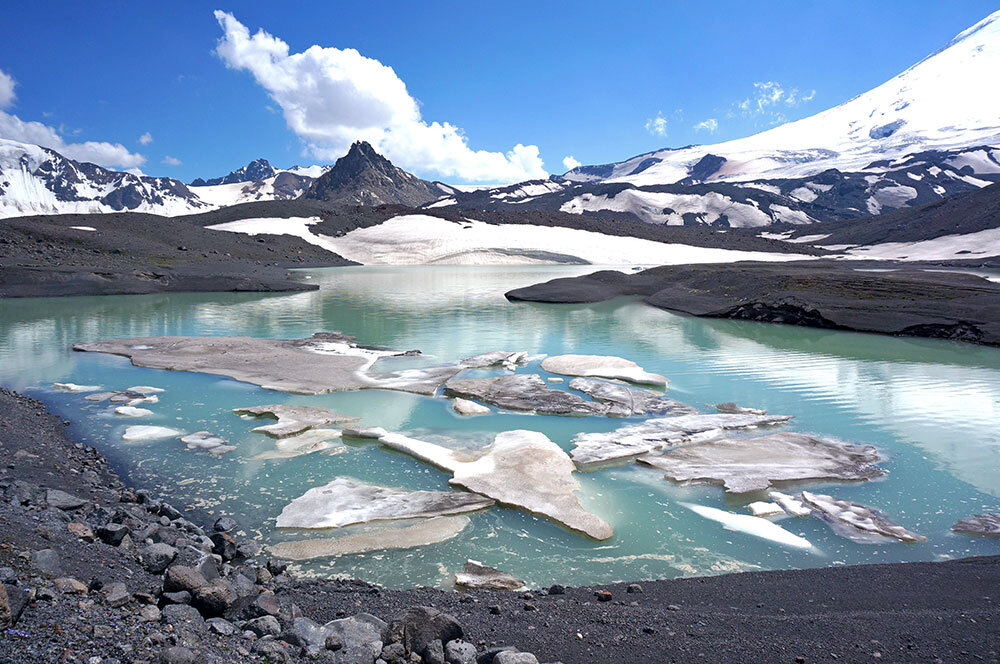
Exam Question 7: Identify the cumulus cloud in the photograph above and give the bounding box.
[693,118,718,133]
[0,67,145,168]
[0,68,15,109]
[138,132,153,145]
[161,155,181,166]
[645,111,667,137]
[212,11,546,183]
[562,155,581,171]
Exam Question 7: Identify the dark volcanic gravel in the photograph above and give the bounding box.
[2,386,999,663]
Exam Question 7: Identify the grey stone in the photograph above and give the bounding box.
[103,582,130,608]
[30,548,61,575]
[45,488,88,510]
[214,516,238,532]
[380,643,406,662]
[494,653,539,664]
[163,565,208,593]
[97,523,130,546]
[320,613,386,664]
[445,640,478,664]
[161,604,205,632]
[424,639,445,664]
[141,543,178,574]
[385,606,463,658]
[206,617,237,636]
[192,580,234,617]
[161,591,191,605]
[157,647,197,664]
[252,639,290,663]
[246,614,282,637]
[478,647,517,664]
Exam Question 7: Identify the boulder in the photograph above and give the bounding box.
[385,606,463,659]
[454,560,525,591]
[494,653,540,664]
[45,489,87,510]
[30,548,61,575]
[103,582,130,608]
[163,565,208,594]
[246,614,281,637]
[320,613,386,664]
[446,640,478,664]
[192,580,234,617]
[141,543,178,574]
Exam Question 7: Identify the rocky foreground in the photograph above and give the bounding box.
[506,261,1000,346]
[2,386,1000,664]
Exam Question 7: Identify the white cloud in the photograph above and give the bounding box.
[161,155,181,166]
[0,111,145,168]
[212,11,546,183]
[125,167,146,176]
[0,68,15,109]
[693,118,718,133]
[562,155,581,171]
[138,132,153,145]
[739,81,816,115]
[645,111,668,137]
[0,67,145,168]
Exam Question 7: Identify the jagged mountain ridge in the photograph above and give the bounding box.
[190,158,277,186]
[302,141,444,207]
[0,138,209,218]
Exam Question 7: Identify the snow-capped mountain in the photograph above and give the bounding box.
[0,138,210,218]
[567,10,1000,187]
[190,158,278,186]
[188,172,314,208]
[303,140,445,207]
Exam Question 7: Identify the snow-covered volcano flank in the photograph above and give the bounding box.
[565,10,1000,186]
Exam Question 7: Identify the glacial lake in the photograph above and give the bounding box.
[2,264,999,588]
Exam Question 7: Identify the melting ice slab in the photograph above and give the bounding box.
[122,426,181,442]
[541,354,668,386]
[800,491,926,543]
[445,374,606,416]
[568,378,698,417]
[682,503,813,550]
[73,332,462,396]
[275,477,494,529]
[640,432,884,493]
[374,429,613,540]
[952,512,1000,537]
[571,413,793,468]
[267,515,471,560]
[233,404,359,437]
[454,560,526,590]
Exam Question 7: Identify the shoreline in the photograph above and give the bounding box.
[2,386,999,663]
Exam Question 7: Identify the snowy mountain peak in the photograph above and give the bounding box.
[190,158,277,186]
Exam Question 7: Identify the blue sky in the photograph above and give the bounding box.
[1,1,996,183]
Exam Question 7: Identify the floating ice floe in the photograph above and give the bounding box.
[114,406,153,417]
[639,432,883,493]
[799,491,926,543]
[452,398,491,416]
[127,386,164,395]
[252,429,344,460]
[445,374,606,416]
[233,404,359,437]
[53,382,101,393]
[275,477,494,529]
[122,426,181,442]
[541,354,667,387]
[374,429,613,540]
[951,513,1000,536]
[73,332,463,396]
[461,351,529,369]
[746,501,784,517]
[682,503,813,550]
[180,431,236,456]
[768,491,812,517]
[267,515,471,561]
[454,560,525,590]
[570,413,793,468]
[83,392,117,402]
[568,378,698,418]
[714,402,767,415]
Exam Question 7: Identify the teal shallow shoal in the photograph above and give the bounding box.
[1,264,999,587]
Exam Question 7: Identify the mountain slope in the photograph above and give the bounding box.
[303,141,443,207]
[565,10,1000,187]
[0,138,209,218]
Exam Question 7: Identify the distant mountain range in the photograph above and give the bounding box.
[1,10,998,231]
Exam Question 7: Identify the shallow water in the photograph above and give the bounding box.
[1,264,999,588]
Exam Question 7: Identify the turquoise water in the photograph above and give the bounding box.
[1,264,999,587]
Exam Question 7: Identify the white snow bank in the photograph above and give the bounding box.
[845,226,1000,261]
[214,214,814,266]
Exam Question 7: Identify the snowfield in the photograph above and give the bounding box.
[209,214,814,266]
[845,227,1000,261]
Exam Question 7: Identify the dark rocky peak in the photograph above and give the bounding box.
[302,141,439,207]
[190,158,277,187]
